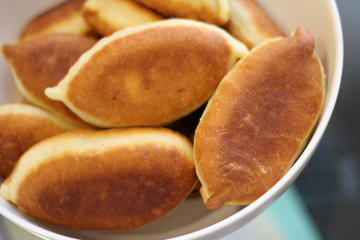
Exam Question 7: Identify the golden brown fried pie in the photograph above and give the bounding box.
[133,0,230,26]
[194,27,325,209]
[0,128,196,230]
[0,103,74,179]
[2,34,97,127]
[82,0,164,36]
[225,0,285,48]
[45,19,248,128]
[19,0,94,42]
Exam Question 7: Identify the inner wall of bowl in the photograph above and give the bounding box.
[0,0,342,240]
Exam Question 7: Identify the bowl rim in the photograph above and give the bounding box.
[0,0,344,239]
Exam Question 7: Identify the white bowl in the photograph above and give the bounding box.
[0,0,343,239]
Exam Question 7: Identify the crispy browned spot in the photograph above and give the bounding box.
[16,141,196,230]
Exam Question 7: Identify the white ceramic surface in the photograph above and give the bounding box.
[0,186,322,240]
[0,0,343,239]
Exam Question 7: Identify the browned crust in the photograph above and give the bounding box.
[13,128,196,230]
[82,5,117,36]
[133,0,229,26]
[19,0,93,42]
[0,105,71,178]
[2,34,97,127]
[82,0,165,36]
[66,25,232,127]
[241,0,284,37]
[225,0,285,48]
[194,27,325,209]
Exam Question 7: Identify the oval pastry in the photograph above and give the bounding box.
[0,128,197,230]
[0,103,74,179]
[194,27,325,209]
[45,19,248,128]
[2,34,97,127]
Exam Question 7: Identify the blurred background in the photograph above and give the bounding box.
[295,0,360,239]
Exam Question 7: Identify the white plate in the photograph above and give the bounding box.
[0,0,343,239]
